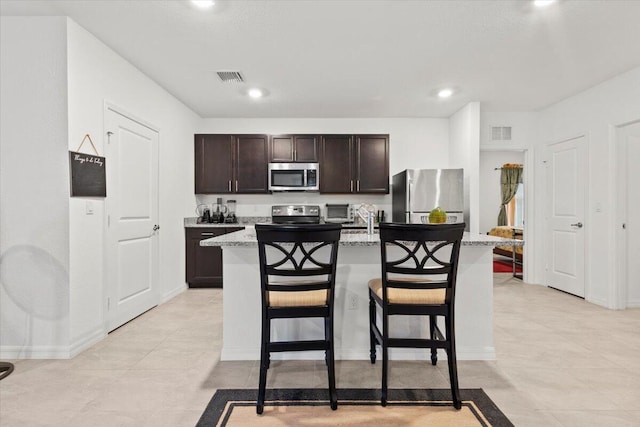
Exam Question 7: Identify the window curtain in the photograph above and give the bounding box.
[498,164,523,226]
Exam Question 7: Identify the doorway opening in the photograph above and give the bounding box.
[479,148,531,283]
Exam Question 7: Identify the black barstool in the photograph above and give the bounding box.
[368,222,466,408]
[255,223,342,414]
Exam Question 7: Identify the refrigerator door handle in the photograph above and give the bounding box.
[407,180,413,219]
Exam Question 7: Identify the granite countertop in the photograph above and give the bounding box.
[200,225,525,248]
[184,217,269,228]
[185,217,372,228]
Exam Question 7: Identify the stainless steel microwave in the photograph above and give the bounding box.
[268,162,319,191]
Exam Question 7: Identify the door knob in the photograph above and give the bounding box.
[570,222,583,228]
[153,224,160,231]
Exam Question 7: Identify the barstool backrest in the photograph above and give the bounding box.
[255,224,342,294]
[378,223,465,303]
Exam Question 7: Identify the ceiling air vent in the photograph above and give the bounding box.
[216,71,244,83]
[490,126,512,141]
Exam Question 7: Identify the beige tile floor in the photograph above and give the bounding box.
[2,274,640,426]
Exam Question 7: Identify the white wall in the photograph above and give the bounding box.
[1,16,200,358]
[196,118,450,217]
[480,112,539,150]
[449,102,480,233]
[66,20,200,349]
[0,17,71,357]
[478,151,525,234]
[537,66,640,308]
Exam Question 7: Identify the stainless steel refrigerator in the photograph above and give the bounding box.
[392,169,465,224]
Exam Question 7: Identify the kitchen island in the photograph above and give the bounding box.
[201,227,523,361]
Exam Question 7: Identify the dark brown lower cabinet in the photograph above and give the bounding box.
[185,227,244,288]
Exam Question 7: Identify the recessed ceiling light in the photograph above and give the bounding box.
[248,88,264,99]
[438,88,453,98]
[191,0,215,9]
[533,0,555,7]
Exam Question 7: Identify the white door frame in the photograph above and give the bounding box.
[544,134,589,298]
[611,119,640,309]
[102,101,161,332]
[479,147,534,284]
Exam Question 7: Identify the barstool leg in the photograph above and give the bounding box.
[369,295,377,364]
[257,317,270,414]
[381,310,389,407]
[429,315,438,366]
[445,314,461,410]
[325,316,338,410]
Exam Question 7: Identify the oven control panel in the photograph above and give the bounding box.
[271,205,320,217]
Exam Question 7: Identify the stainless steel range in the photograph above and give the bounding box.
[271,205,321,224]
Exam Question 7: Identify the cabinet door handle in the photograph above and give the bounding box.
[235,180,238,192]
[228,180,231,192]
[201,232,215,236]
[350,180,353,192]
[357,180,360,192]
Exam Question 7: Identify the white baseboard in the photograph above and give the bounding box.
[221,348,260,361]
[626,299,640,308]
[339,347,496,361]
[0,328,106,359]
[221,346,496,362]
[161,284,187,303]
[1,345,70,359]
[586,295,609,308]
[456,346,497,361]
[69,327,106,357]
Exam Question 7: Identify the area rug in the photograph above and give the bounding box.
[196,388,513,427]
[493,260,522,273]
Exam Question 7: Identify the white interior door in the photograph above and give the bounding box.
[546,136,587,297]
[105,107,159,331]
[618,121,640,307]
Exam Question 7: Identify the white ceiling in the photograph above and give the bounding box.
[2,0,640,118]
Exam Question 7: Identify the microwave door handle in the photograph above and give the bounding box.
[303,170,307,187]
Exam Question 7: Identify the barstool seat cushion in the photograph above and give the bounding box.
[268,289,328,307]
[368,278,445,305]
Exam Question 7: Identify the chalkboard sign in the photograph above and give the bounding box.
[69,151,106,197]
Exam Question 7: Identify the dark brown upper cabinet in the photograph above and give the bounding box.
[354,134,389,193]
[319,134,389,194]
[270,134,319,163]
[195,134,233,194]
[319,135,354,193]
[235,134,269,193]
[194,134,269,194]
